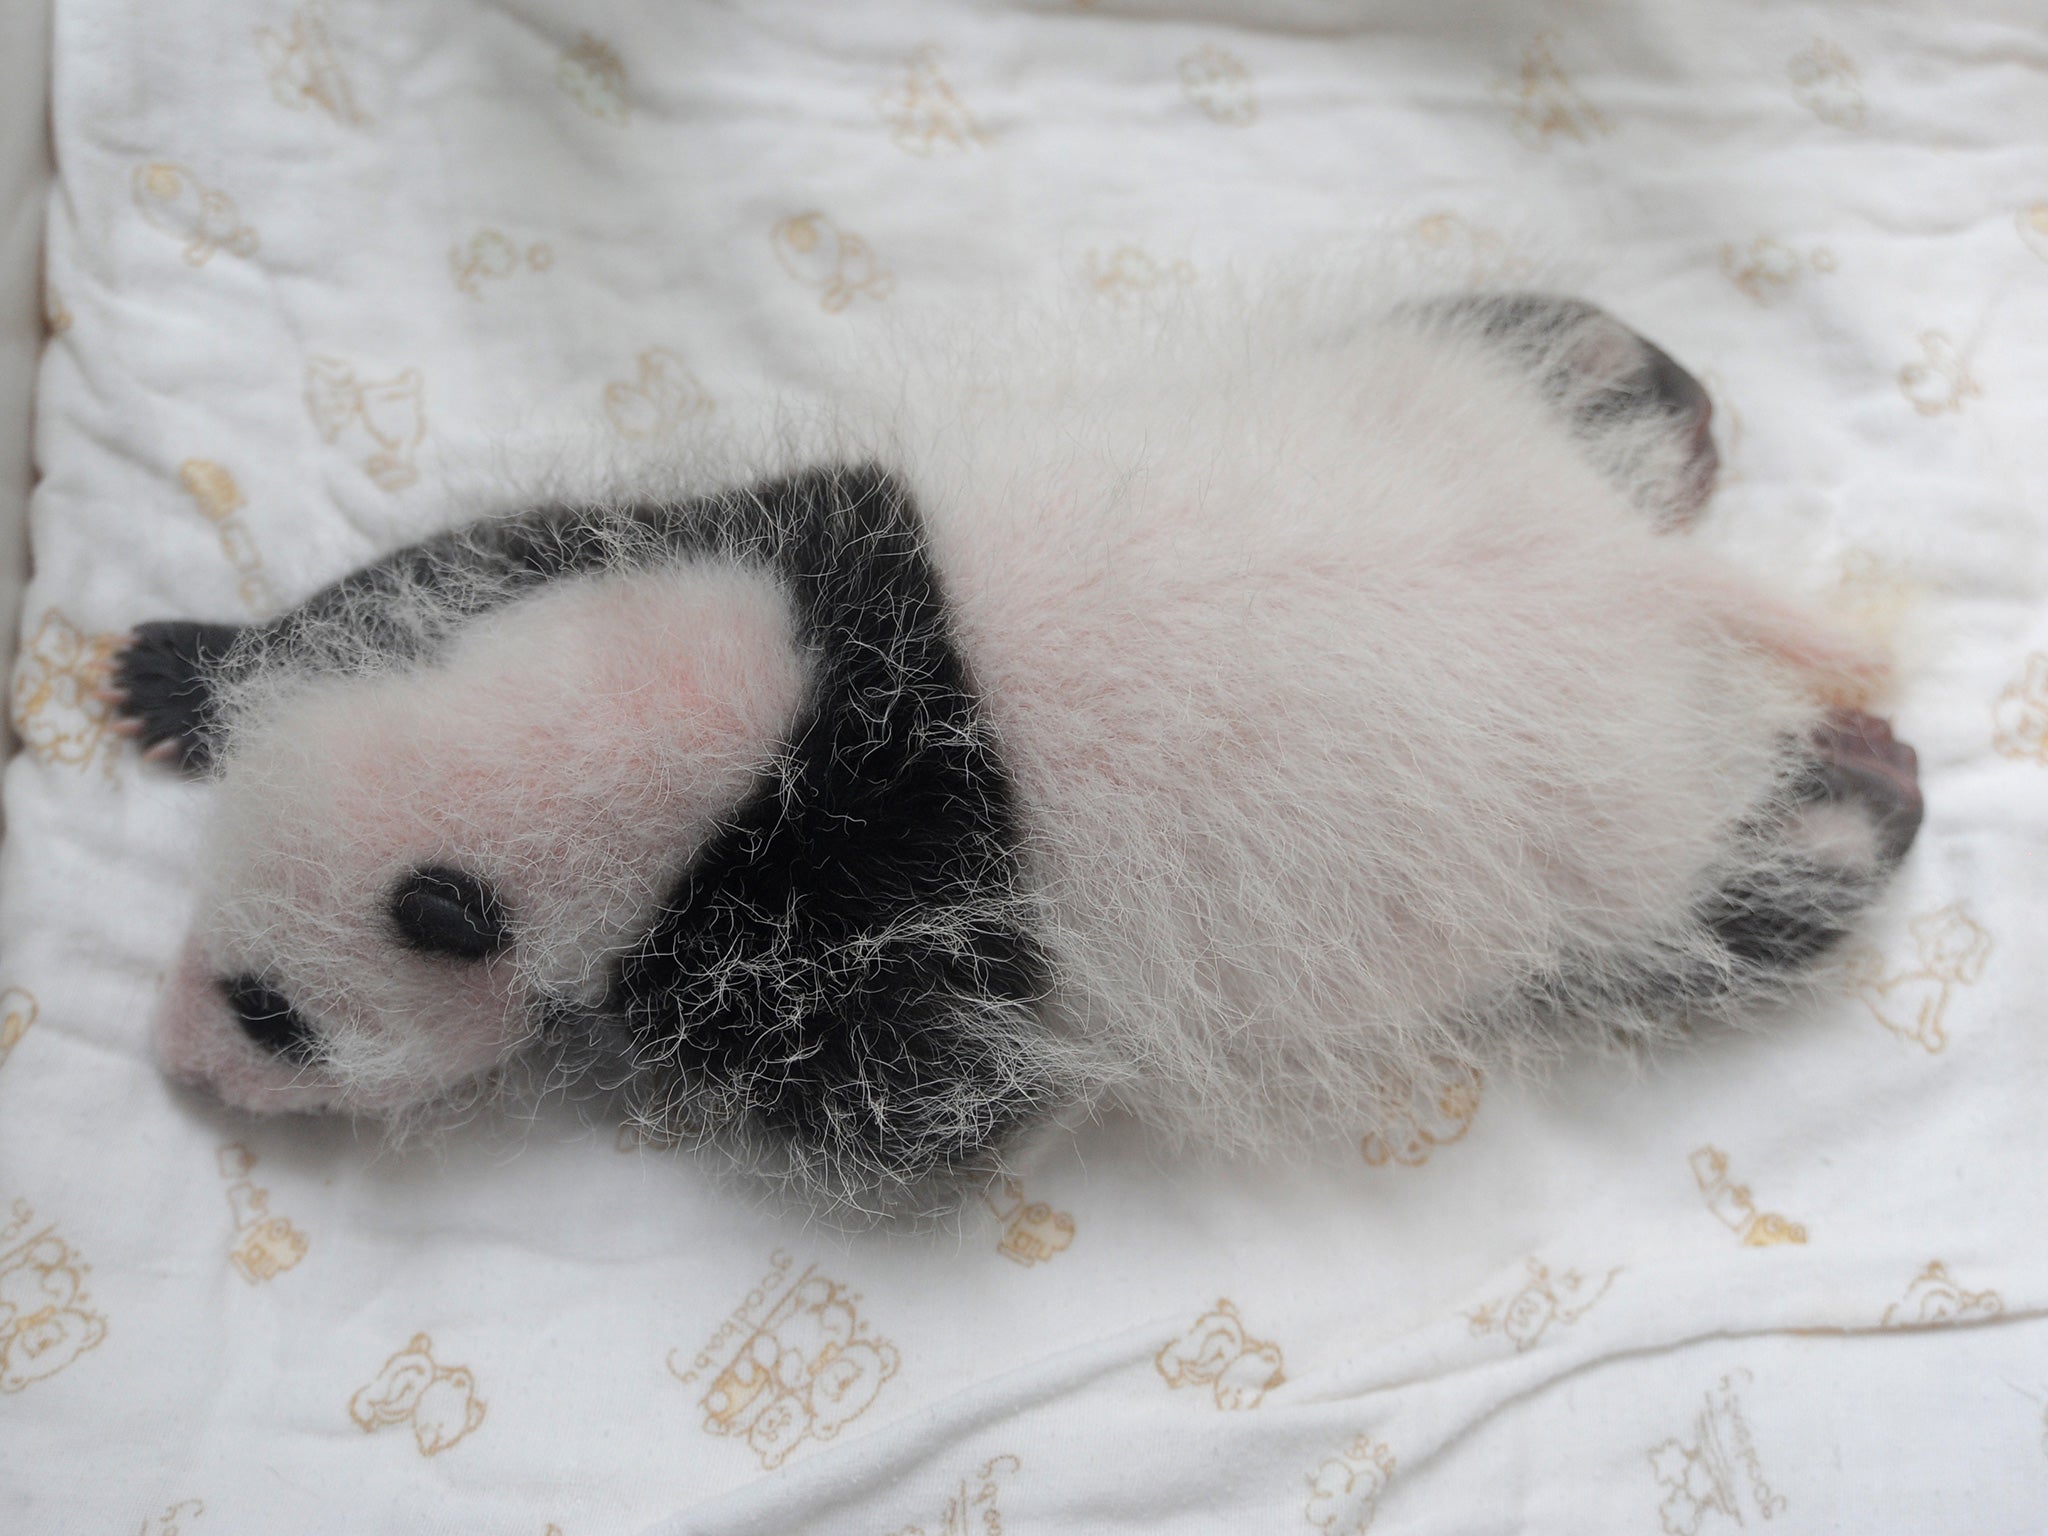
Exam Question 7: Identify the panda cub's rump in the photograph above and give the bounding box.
[114,289,1922,1205]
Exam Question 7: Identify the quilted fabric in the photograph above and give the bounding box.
[3,2,2045,1530]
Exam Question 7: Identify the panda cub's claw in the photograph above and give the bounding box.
[109,620,243,774]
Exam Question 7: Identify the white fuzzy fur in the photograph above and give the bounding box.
[893,295,1862,1147]
[151,281,1897,1191]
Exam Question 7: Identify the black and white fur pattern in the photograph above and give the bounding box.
[113,289,1923,1205]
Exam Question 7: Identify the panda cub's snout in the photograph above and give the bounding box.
[114,287,1922,1207]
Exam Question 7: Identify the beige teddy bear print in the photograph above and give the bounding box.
[698,1272,901,1469]
[0,1202,109,1394]
[349,1334,487,1456]
[1155,1299,1286,1410]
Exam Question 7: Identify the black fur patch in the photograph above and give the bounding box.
[604,467,1057,1187]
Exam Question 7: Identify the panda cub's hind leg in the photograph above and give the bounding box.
[1415,292,1721,528]
[1700,709,1923,985]
[1526,707,1922,1041]
[108,620,247,773]
[1412,298,1925,1014]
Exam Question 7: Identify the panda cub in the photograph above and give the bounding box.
[112,290,1923,1206]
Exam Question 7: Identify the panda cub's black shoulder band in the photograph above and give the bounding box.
[604,466,1058,1184]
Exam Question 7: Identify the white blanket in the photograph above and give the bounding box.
[5,2,2047,1531]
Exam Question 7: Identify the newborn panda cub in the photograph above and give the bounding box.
[113,292,1923,1205]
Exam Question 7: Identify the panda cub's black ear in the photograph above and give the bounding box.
[389,867,509,960]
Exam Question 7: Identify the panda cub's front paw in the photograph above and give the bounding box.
[109,620,244,774]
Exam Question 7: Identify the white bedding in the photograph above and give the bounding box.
[5,2,2047,1531]
[0,0,49,747]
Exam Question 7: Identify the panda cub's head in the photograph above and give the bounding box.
[154,560,813,1122]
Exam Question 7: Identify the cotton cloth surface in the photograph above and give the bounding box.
[4,1,2048,1531]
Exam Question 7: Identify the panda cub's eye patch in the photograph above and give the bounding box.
[222,976,320,1065]
[389,866,509,960]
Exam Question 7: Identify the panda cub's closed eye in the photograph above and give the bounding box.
[389,866,509,960]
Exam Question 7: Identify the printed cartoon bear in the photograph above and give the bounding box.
[1155,1299,1285,1410]
[349,1333,487,1455]
[0,1212,108,1393]
[701,1275,900,1468]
